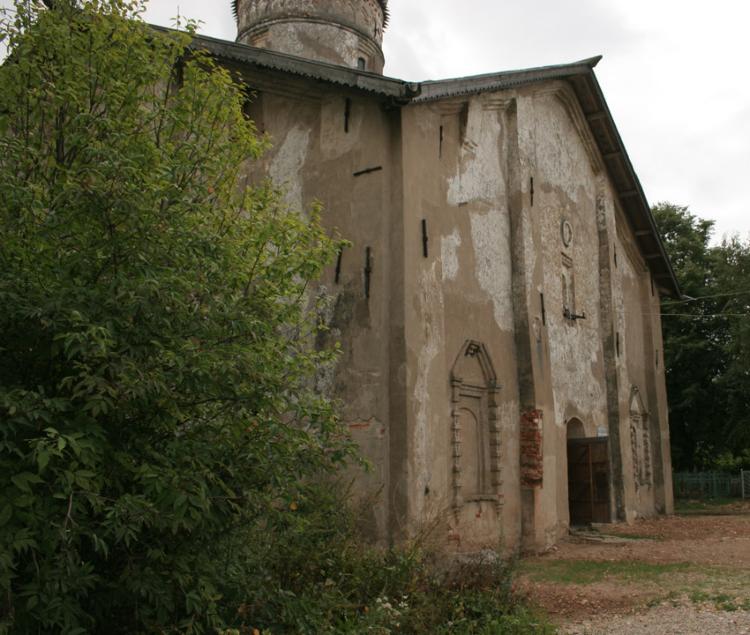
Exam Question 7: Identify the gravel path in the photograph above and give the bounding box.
[518,504,750,634]
[562,603,750,635]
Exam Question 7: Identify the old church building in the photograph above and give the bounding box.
[196,0,679,551]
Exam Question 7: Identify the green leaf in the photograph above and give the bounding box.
[11,473,43,494]
[37,449,50,471]
[13,496,35,508]
[0,505,12,527]
[174,493,187,510]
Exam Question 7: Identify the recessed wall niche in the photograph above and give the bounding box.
[450,340,502,514]
[630,387,652,488]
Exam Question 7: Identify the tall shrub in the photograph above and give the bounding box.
[0,1,347,632]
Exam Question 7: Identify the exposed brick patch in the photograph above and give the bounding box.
[521,409,543,487]
[348,421,371,430]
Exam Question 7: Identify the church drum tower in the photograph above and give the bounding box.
[233,0,388,74]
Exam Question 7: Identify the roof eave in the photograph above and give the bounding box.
[569,70,681,297]
[413,56,602,103]
[158,27,411,100]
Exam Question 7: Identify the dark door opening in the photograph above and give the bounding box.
[567,438,610,525]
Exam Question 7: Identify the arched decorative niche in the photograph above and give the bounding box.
[450,340,502,514]
[629,387,652,488]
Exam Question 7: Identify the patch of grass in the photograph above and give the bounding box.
[689,591,750,612]
[675,498,741,513]
[689,590,714,604]
[520,559,693,585]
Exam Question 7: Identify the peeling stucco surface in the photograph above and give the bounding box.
[470,210,513,330]
[321,97,360,159]
[532,94,595,202]
[413,262,444,519]
[546,315,605,427]
[270,125,310,211]
[440,229,461,281]
[529,95,607,429]
[268,23,363,68]
[497,399,520,543]
[447,101,505,206]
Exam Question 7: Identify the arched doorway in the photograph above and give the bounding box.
[567,418,610,526]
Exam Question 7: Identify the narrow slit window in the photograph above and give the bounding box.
[530,177,535,207]
[344,98,352,133]
[561,254,576,320]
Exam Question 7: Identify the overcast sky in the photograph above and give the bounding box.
[3,1,748,242]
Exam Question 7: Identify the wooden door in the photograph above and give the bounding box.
[567,438,611,525]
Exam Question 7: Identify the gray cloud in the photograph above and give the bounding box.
[385,0,640,78]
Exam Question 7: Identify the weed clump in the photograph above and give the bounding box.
[220,487,554,634]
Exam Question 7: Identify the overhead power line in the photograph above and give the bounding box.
[660,313,750,319]
[663,289,750,305]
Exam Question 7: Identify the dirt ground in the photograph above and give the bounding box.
[518,501,750,634]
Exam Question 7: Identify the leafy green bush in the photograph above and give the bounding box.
[0,1,348,632]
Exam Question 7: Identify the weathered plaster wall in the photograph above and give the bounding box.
[507,81,674,544]
[650,290,675,514]
[609,209,674,518]
[235,67,674,552]
[395,81,673,552]
[398,96,523,553]
[240,81,401,543]
[615,226,652,517]
[521,87,610,544]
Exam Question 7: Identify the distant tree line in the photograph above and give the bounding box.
[654,203,750,472]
